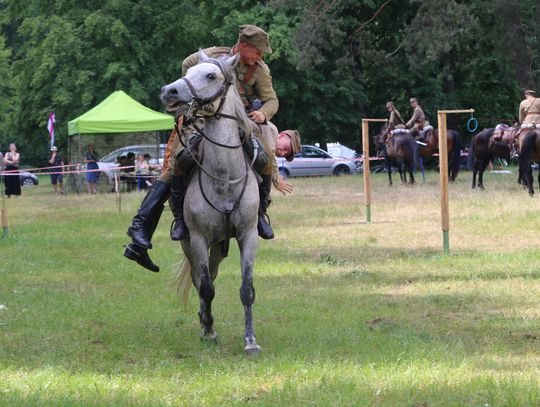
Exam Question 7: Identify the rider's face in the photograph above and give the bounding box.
[237,43,262,66]
[275,134,292,158]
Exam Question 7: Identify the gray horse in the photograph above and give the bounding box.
[160,51,262,355]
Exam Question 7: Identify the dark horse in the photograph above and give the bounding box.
[417,127,463,181]
[374,126,417,185]
[518,129,540,196]
[468,128,511,189]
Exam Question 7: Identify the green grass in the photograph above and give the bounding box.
[1,170,539,406]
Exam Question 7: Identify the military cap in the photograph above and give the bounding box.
[281,130,301,162]
[238,24,272,54]
[409,98,418,103]
[524,89,536,95]
[386,101,394,108]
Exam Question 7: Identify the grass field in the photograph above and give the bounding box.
[1,169,539,406]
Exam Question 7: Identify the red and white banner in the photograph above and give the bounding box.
[47,111,56,148]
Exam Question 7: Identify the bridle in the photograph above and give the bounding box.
[170,59,258,245]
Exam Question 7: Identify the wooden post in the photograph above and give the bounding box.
[361,118,387,223]
[437,109,474,253]
[362,120,371,222]
[1,208,7,238]
[114,173,121,213]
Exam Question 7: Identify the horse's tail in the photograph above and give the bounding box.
[466,136,475,170]
[519,131,537,168]
[176,258,192,306]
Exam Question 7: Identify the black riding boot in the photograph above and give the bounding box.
[124,244,159,272]
[127,180,170,249]
[170,175,189,241]
[257,175,274,239]
[124,203,165,272]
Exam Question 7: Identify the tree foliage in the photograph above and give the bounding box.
[1,0,539,165]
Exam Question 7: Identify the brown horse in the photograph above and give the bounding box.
[416,127,463,181]
[374,127,418,185]
[517,129,540,196]
[468,128,512,189]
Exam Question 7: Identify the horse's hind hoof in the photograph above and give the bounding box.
[244,343,261,356]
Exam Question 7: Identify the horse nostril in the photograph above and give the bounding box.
[169,88,178,95]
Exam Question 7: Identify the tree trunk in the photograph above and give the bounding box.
[499,0,533,88]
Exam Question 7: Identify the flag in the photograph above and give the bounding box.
[47,111,56,148]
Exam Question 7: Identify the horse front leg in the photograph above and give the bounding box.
[408,162,415,184]
[190,235,217,342]
[386,158,393,186]
[237,229,260,356]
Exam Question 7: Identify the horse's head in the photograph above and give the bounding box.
[160,50,240,116]
[373,130,387,153]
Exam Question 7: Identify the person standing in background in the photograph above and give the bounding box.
[4,143,21,198]
[48,146,65,194]
[84,143,99,194]
[135,153,150,191]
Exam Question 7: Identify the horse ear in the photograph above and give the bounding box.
[225,53,240,69]
[198,49,210,62]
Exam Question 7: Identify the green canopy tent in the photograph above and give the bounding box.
[68,90,173,135]
[67,90,174,191]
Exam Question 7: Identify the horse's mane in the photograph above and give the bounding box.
[206,57,259,139]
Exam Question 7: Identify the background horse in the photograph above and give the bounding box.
[417,127,462,181]
[518,129,540,196]
[374,126,417,185]
[160,52,262,355]
[468,128,511,189]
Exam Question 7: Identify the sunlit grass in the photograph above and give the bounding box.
[0,169,539,406]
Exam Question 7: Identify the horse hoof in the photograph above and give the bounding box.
[200,329,218,343]
[244,343,261,356]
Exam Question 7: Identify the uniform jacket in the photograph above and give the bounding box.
[406,106,426,128]
[388,110,404,128]
[519,97,540,125]
[182,46,279,121]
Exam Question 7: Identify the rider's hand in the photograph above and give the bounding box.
[248,110,266,124]
[274,175,293,195]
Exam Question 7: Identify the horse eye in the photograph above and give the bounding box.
[207,73,216,80]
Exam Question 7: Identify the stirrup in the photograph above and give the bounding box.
[258,213,274,240]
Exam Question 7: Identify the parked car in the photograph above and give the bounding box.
[321,142,357,159]
[277,145,359,177]
[20,171,39,186]
[97,144,166,183]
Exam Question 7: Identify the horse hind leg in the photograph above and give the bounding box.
[471,158,478,189]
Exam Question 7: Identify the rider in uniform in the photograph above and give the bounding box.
[123,25,299,272]
[405,98,426,138]
[519,89,540,133]
[386,101,404,130]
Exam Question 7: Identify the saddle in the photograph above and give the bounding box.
[416,124,433,143]
[492,123,517,146]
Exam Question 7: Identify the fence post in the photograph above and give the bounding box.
[437,109,474,253]
[361,118,387,223]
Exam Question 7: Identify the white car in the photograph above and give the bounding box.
[277,145,359,177]
[97,144,165,183]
